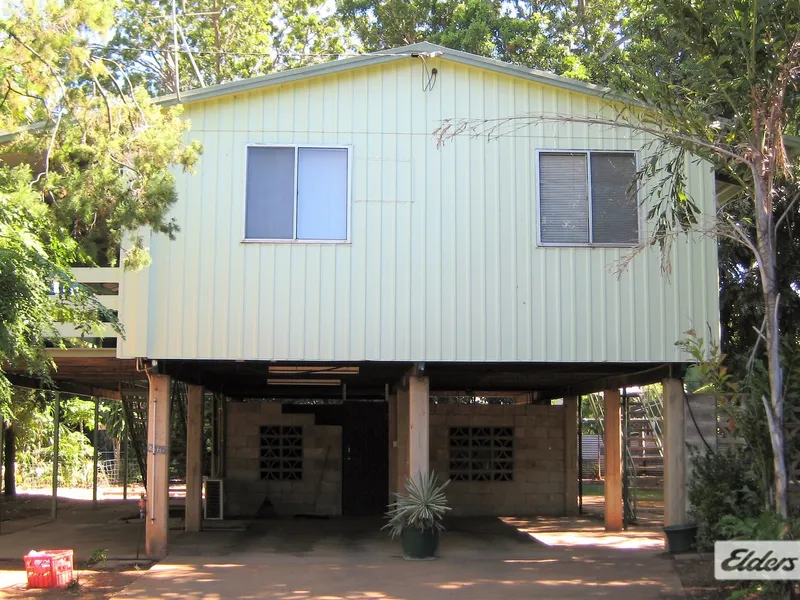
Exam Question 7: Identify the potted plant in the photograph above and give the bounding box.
[383,471,450,560]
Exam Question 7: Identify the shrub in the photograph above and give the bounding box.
[687,446,763,551]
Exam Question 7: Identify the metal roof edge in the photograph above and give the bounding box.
[0,120,49,144]
[158,41,622,107]
[405,42,617,101]
[158,51,407,106]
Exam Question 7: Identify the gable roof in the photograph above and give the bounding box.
[159,41,613,106]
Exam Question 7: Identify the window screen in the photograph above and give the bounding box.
[538,151,638,245]
[245,147,295,240]
[539,153,590,244]
[245,146,349,241]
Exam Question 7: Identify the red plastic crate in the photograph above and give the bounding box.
[24,550,74,589]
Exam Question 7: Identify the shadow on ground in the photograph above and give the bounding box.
[0,496,682,600]
[119,516,681,599]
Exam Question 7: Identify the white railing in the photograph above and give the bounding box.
[54,267,121,343]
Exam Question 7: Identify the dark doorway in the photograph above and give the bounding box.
[342,401,389,516]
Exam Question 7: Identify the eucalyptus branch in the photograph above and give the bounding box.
[4,28,69,103]
[774,189,800,235]
[720,214,761,260]
[86,64,113,132]
[6,83,47,105]
[109,154,141,177]
[96,57,148,126]
[609,213,766,280]
[434,114,751,166]
[599,33,630,62]
[748,315,767,371]
[32,107,63,185]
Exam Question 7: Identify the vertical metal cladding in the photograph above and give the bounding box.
[118,59,720,363]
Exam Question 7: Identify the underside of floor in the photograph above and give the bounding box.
[8,355,686,402]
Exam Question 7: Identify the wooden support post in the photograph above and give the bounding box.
[185,385,204,532]
[92,398,100,508]
[388,392,398,500]
[396,386,410,492]
[564,396,579,516]
[146,374,171,559]
[52,392,60,520]
[603,388,623,531]
[663,377,687,529]
[408,375,430,481]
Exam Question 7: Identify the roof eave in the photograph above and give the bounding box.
[157,51,409,107]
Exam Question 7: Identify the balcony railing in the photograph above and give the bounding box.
[54,267,121,344]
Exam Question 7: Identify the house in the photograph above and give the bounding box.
[9,42,719,557]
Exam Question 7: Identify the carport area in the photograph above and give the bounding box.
[0,500,683,599]
[6,357,694,563]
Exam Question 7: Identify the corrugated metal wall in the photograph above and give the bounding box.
[119,58,719,363]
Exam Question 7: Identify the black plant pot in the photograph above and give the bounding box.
[401,527,439,560]
[663,524,698,554]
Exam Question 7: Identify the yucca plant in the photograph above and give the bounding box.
[383,471,451,539]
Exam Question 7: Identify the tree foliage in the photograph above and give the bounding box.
[337,0,643,83]
[107,0,352,93]
[720,179,800,358]
[0,0,202,406]
[612,0,800,521]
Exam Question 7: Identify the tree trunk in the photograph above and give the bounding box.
[3,424,15,498]
[753,171,788,520]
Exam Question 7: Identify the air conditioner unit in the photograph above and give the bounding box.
[204,478,224,520]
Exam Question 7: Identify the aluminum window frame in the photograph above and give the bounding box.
[242,143,353,244]
[536,149,642,248]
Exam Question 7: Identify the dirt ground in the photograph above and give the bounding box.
[0,490,741,599]
[672,559,739,600]
[0,494,55,523]
[0,560,151,599]
[0,492,152,598]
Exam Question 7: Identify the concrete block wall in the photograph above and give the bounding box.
[225,401,342,517]
[429,403,566,516]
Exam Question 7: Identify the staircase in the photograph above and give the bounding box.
[626,395,664,491]
[585,390,664,523]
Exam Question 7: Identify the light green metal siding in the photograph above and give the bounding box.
[118,58,719,362]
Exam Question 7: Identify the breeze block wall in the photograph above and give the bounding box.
[429,403,566,516]
[225,401,342,517]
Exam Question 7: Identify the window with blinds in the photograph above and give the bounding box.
[538,151,638,245]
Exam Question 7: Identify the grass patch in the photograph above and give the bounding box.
[581,482,664,501]
[582,483,604,496]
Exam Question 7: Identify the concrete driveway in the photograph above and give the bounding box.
[112,517,685,599]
